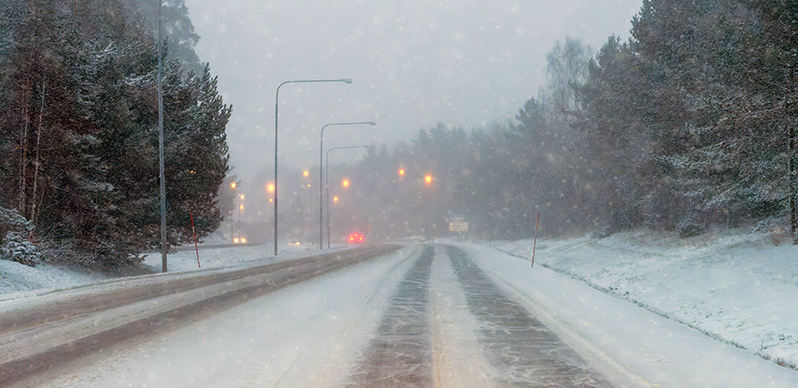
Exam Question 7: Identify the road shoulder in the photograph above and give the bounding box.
[459,243,798,388]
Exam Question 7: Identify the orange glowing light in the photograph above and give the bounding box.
[333,196,339,203]
[424,174,433,185]
[303,170,309,177]
[342,179,350,188]
[398,168,405,177]
[267,183,275,193]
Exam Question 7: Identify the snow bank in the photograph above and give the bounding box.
[484,228,798,370]
[0,242,327,301]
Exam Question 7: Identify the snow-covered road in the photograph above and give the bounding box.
[7,241,798,387]
[21,244,614,387]
[0,245,398,387]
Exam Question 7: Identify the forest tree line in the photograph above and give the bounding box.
[337,0,798,242]
[0,0,230,268]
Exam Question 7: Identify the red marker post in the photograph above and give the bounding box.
[190,211,200,268]
[531,212,539,268]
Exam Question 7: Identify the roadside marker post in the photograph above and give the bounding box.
[190,211,200,268]
[531,212,539,268]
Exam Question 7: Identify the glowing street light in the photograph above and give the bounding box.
[342,179,350,188]
[274,78,352,256]
[425,174,433,185]
[229,181,238,243]
[398,168,406,178]
[238,194,244,241]
[267,182,275,203]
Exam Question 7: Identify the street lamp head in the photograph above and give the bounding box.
[341,79,353,84]
[368,121,377,125]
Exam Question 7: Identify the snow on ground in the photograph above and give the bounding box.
[36,246,422,388]
[0,242,327,301]
[463,243,798,387]
[3,228,798,385]
[482,228,798,371]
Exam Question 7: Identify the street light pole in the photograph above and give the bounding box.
[318,122,376,249]
[157,0,167,273]
[325,145,369,248]
[274,79,352,256]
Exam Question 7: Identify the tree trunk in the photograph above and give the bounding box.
[790,102,795,243]
[18,84,30,215]
[791,65,797,244]
[31,81,45,225]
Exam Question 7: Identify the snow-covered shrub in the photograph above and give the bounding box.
[38,240,96,268]
[676,217,705,238]
[591,225,613,239]
[0,207,40,266]
[750,216,792,245]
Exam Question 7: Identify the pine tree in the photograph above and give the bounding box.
[0,0,230,268]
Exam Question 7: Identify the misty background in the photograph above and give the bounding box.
[185,0,641,182]
[2,0,797,267]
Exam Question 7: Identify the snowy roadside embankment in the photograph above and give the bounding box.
[0,243,331,301]
[484,228,798,370]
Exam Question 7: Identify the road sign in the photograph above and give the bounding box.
[449,214,468,232]
[449,221,468,232]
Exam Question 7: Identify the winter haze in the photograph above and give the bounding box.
[185,0,641,181]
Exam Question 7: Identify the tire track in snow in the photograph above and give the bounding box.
[429,245,497,387]
[346,245,435,387]
[446,245,614,387]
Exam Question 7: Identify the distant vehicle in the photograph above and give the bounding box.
[348,231,364,244]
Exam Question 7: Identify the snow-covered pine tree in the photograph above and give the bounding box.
[0,0,230,269]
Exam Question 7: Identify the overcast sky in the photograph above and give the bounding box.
[184,0,642,183]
